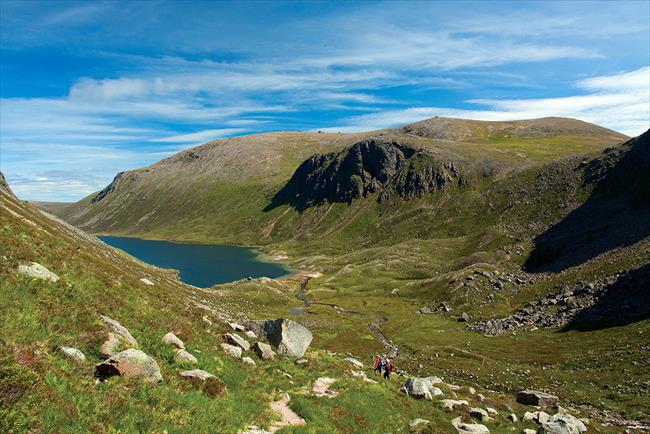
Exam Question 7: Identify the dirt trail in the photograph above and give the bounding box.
[295,276,359,315]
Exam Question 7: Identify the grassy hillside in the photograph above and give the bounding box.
[58,117,625,247]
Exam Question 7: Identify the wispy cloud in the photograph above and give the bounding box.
[323,67,650,136]
[152,129,248,143]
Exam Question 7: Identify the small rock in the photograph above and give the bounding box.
[94,349,162,383]
[470,408,493,422]
[245,330,257,339]
[140,277,154,286]
[477,393,486,402]
[508,413,518,423]
[100,333,125,357]
[220,343,242,358]
[440,399,469,411]
[468,387,476,394]
[409,418,431,433]
[523,430,537,434]
[458,312,470,322]
[100,315,138,347]
[486,408,498,416]
[17,262,59,282]
[229,322,245,331]
[451,416,490,434]
[223,332,250,351]
[162,332,185,349]
[175,349,198,364]
[180,369,215,381]
[58,346,86,363]
[516,390,559,407]
[201,315,213,327]
[295,358,308,366]
[252,341,275,360]
[344,357,364,368]
[241,356,256,366]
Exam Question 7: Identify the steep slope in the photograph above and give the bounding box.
[58,116,626,246]
[0,171,16,198]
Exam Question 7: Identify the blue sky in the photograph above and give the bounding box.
[1,0,649,202]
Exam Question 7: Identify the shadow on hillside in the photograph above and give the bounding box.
[562,263,650,331]
[525,130,650,273]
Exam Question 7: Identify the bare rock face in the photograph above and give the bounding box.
[94,349,162,383]
[243,319,312,358]
[17,262,59,282]
[517,390,559,407]
[266,139,468,211]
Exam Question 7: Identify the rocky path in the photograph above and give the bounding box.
[369,316,399,358]
[295,276,359,315]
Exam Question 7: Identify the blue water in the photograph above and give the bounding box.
[99,236,291,288]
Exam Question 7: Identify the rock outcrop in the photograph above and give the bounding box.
[266,139,468,211]
[94,349,162,383]
[243,319,312,358]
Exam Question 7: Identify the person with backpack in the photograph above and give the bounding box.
[383,358,394,380]
[373,354,382,375]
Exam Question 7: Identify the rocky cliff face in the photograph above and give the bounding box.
[266,139,469,211]
[0,171,16,198]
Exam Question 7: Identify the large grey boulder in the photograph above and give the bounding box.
[94,349,162,383]
[537,413,588,434]
[403,376,444,400]
[517,390,559,407]
[220,343,243,358]
[243,319,312,358]
[17,262,59,282]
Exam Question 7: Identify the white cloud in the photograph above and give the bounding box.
[323,67,650,136]
[152,129,247,143]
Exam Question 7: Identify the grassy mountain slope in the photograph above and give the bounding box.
[58,117,625,246]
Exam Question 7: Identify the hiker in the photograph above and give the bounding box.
[383,358,394,380]
[373,354,382,375]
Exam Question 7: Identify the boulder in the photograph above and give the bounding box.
[223,333,250,351]
[508,414,518,423]
[229,322,246,332]
[175,349,198,364]
[180,369,215,381]
[162,332,185,349]
[451,416,490,434]
[243,318,312,358]
[58,346,86,363]
[220,343,242,358]
[458,312,470,322]
[100,315,138,347]
[245,330,257,339]
[94,349,162,383]
[517,390,559,407]
[486,408,498,416]
[140,277,154,286]
[17,262,59,282]
[253,342,275,360]
[537,412,587,434]
[523,430,537,434]
[440,399,469,411]
[469,408,493,422]
[403,376,445,400]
